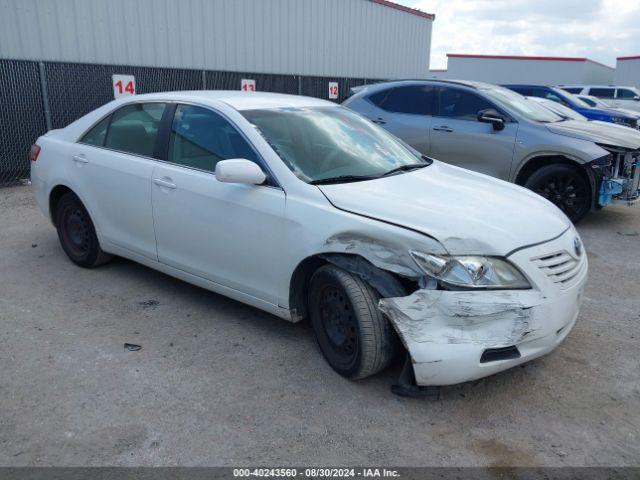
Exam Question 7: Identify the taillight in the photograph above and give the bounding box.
[30,144,41,162]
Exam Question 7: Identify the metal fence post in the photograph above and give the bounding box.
[38,62,52,131]
[202,69,207,89]
[297,75,302,95]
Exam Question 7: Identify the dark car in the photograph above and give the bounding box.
[503,85,638,129]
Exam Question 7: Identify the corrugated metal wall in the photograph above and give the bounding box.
[443,57,614,85]
[0,0,433,79]
[615,58,640,87]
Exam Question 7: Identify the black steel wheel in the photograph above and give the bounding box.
[308,264,397,380]
[55,192,112,268]
[525,164,591,223]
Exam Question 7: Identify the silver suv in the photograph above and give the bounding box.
[343,80,640,222]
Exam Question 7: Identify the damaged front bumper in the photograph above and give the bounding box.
[596,149,640,207]
[379,228,588,386]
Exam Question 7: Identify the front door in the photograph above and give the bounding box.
[151,104,285,304]
[429,86,518,180]
[614,88,640,112]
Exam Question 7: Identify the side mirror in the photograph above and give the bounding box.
[215,159,266,185]
[477,108,505,131]
[633,95,640,101]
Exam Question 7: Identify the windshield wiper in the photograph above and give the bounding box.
[381,163,429,177]
[309,174,380,185]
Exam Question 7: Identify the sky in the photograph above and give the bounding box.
[396,0,640,70]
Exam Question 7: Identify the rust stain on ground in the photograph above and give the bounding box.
[474,438,538,467]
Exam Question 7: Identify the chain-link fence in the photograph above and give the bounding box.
[0,59,385,186]
[0,60,48,186]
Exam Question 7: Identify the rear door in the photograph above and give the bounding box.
[429,86,517,180]
[72,102,166,259]
[365,85,433,155]
[151,103,285,304]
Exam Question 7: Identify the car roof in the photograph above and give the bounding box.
[503,84,557,89]
[561,85,639,89]
[360,78,496,91]
[113,90,335,111]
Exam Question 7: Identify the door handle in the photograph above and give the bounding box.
[153,178,177,190]
[72,154,88,164]
[433,126,453,132]
[371,117,387,125]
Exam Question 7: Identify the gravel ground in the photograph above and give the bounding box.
[1,185,638,467]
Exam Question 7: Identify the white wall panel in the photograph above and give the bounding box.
[445,56,614,85]
[615,58,640,87]
[0,0,432,78]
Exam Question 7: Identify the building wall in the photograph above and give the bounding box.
[582,60,615,84]
[615,58,640,87]
[0,0,433,79]
[443,56,614,85]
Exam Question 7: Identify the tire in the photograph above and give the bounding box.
[308,264,397,380]
[524,164,591,223]
[54,192,113,268]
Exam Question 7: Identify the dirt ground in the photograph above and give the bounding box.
[1,185,638,467]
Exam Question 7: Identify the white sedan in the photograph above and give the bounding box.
[30,91,587,393]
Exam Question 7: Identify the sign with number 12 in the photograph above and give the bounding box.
[328,82,339,100]
[112,74,136,99]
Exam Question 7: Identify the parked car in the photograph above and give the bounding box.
[343,80,640,222]
[503,85,639,129]
[31,91,587,393]
[574,94,640,123]
[561,85,640,112]
[528,96,640,130]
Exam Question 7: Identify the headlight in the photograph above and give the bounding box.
[612,117,630,126]
[410,251,531,290]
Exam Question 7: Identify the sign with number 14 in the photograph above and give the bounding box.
[112,74,136,99]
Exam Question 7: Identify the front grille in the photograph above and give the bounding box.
[531,250,586,289]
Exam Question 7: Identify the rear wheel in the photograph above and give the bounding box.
[524,164,591,223]
[55,192,112,268]
[308,265,397,380]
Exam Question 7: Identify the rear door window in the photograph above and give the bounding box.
[105,103,166,157]
[589,88,615,99]
[434,87,494,120]
[562,87,582,94]
[369,85,433,115]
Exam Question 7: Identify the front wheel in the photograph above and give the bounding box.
[308,265,398,380]
[55,192,113,268]
[524,164,591,223]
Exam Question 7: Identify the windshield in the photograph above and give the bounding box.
[480,86,563,123]
[586,96,611,108]
[579,96,598,107]
[528,97,587,121]
[242,106,427,183]
[554,89,592,108]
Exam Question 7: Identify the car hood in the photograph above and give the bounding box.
[318,161,571,256]
[581,107,636,119]
[612,108,640,119]
[546,119,640,150]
